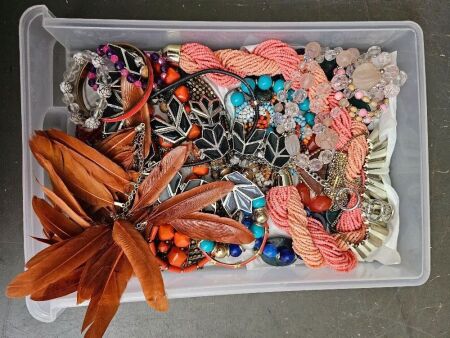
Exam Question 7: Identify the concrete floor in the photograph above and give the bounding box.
[0,0,449,337]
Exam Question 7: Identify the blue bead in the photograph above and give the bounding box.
[230,91,245,107]
[257,75,272,90]
[305,112,316,126]
[252,197,266,208]
[241,78,256,94]
[199,240,215,253]
[229,244,243,257]
[278,247,296,264]
[250,224,265,239]
[263,243,278,258]
[242,218,253,228]
[299,98,310,111]
[243,211,253,218]
[254,237,263,250]
[272,79,285,93]
[287,89,294,101]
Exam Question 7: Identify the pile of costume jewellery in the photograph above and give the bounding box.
[7,40,406,337]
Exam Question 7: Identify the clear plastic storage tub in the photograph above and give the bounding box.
[19,5,429,322]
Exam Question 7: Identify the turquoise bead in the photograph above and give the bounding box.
[230,91,245,107]
[305,112,316,126]
[287,89,294,101]
[252,197,266,208]
[299,98,310,111]
[257,75,272,90]
[250,224,265,239]
[272,79,285,93]
[241,78,256,94]
[199,240,215,253]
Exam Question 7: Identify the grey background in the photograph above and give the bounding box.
[0,1,449,337]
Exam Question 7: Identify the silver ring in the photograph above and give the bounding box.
[335,187,361,211]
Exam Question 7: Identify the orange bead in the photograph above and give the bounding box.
[187,124,201,140]
[184,173,199,182]
[192,165,209,176]
[164,67,180,85]
[158,241,171,253]
[174,232,190,248]
[174,85,190,103]
[158,224,175,241]
[158,137,173,149]
[167,247,187,268]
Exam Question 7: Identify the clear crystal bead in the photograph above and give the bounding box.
[63,70,76,82]
[324,48,336,61]
[343,87,354,99]
[310,99,324,114]
[318,149,334,164]
[308,158,323,172]
[330,107,342,118]
[368,86,385,102]
[372,52,392,68]
[331,74,350,91]
[346,64,355,77]
[367,46,382,57]
[84,117,100,129]
[91,55,105,68]
[285,102,300,116]
[97,84,112,98]
[59,81,73,94]
[383,83,400,98]
[312,123,326,134]
[273,112,284,125]
[295,153,309,168]
[277,90,288,102]
[276,124,285,134]
[68,102,79,113]
[284,81,292,91]
[285,134,301,156]
[73,52,86,65]
[382,64,400,82]
[334,47,343,54]
[62,93,74,105]
[291,89,307,103]
[393,70,408,86]
[315,54,324,63]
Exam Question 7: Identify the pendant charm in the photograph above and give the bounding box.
[194,123,230,160]
[264,132,291,168]
[232,121,265,155]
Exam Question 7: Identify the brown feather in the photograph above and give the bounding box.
[26,239,68,268]
[112,220,168,311]
[30,134,115,209]
[45,129,131,185]
[149,181,234,226]
[30,266,83,301]
[83,254,133,338]
[130,145,189,214]
[77,243,120,305]
[6,226,110,298]
[96,128,136,170]
[32,197,84,240]
[30,236,59,246]
[39,183,91,228]
[122,78,152,158]
[170,212,254,244]
[33,153,89,220]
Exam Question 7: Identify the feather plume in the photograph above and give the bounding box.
[32,197,84,240]
[112,220,168,311]
[33,153,89,220]
[83,254,133,338]
[30,266,83,301]
[149,181,234,226]
[170,212,254,244]
[30,236,59,245]
[96,128,137,170]
[30,134,115,209]
[130,145,189,214]
[7,227,110,298]
[25,239,67,268]
[39,183,91,228]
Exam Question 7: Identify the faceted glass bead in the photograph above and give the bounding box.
[62,93,75,105]
[318,149,334,164]
[343,87,354,99]
[336,50,353,68]
[352,62,381,91]
[324,48,337,61]
[305,41,321,58]
[285,134,301,155]
[346,64,355,77]
[382,64,400,82]
[383,83,400,98]
[334,47,343,54]
[294,153,309,168]
[277,90,288,102]
[59,81,73,94]
[291,89,307,103]
[368,86,385,102]
[310,99,324,114]
[285,102,300,116]
[312,123,326,134]
[274,102,284,113]
[372,52,392,68]
[315,54,325,63]
[68,102,80,113]
[299,73,315,89]
[308,158,323,172]
[315,82,332,97]
[315,128,339,150]
[331,74,350,91]
[330,106,342,118]
[367,46,382,57]
[393,70,408,86]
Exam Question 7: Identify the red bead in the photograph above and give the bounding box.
[174,232,190,248]
[192,165,209,176]
[158,224,175,241]
[168,247,187,268]
[158,137,173,149]
[174,85,190,103]
[158,241,171,253]
[184,104,191,114]
[164,67,180,85]
[296,183,311,205]
[187,124,201,140]
[308,195,332,212]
